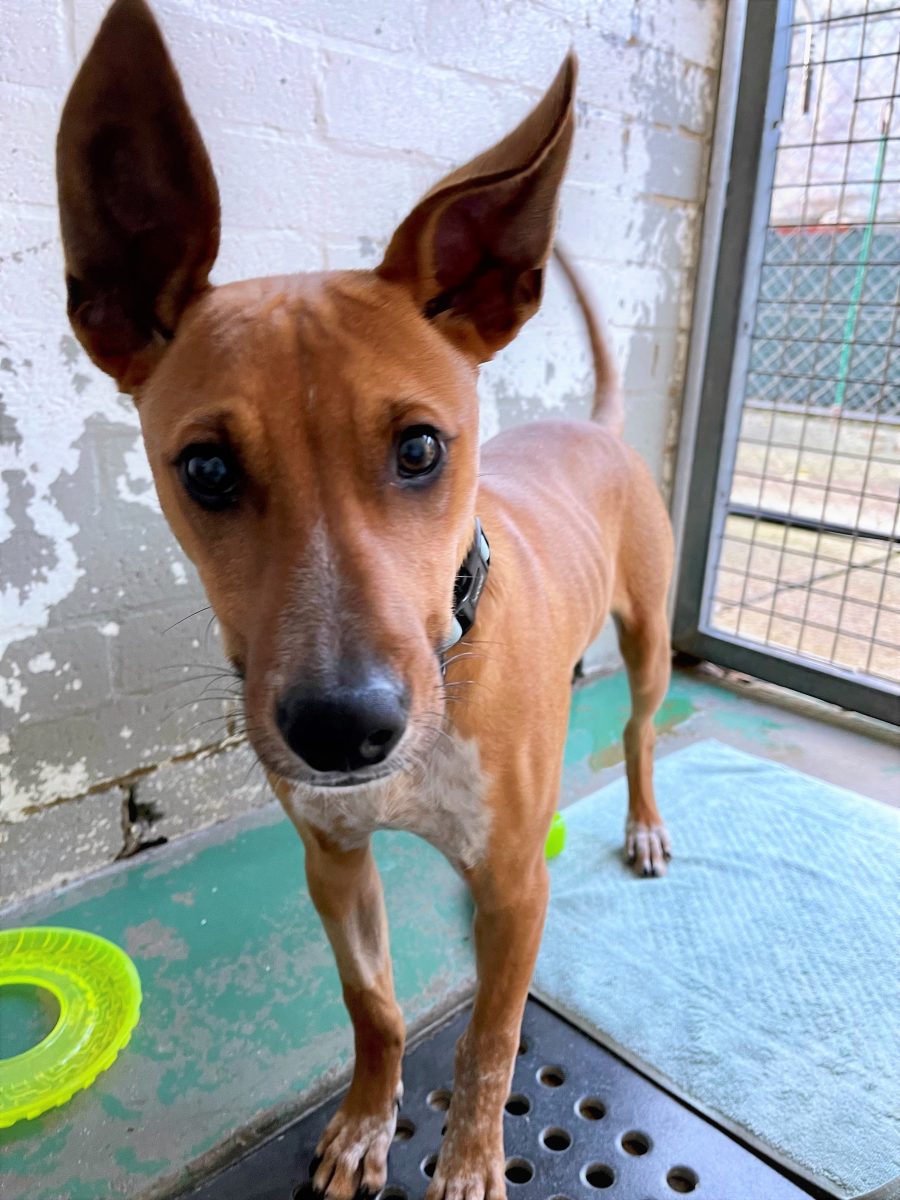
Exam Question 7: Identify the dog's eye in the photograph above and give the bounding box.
[396,425,442,480]
[178,444,240,509]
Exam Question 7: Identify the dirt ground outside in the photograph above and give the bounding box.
[710,406,899,685]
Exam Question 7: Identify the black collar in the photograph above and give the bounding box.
[439,518,491,660]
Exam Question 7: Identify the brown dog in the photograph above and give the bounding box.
[57,2,674,1196]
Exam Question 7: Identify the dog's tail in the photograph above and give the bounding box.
[553,245,624,435]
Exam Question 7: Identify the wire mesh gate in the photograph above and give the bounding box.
[674,0,900,724]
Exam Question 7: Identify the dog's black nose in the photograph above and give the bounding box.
[276,674,409,775]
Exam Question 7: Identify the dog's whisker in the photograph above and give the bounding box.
[162,605,212,634]
[159,672,238,687]
[178,714,237,738]
[226,714,255,736]
[413,713,456,756]
[149,679,235,699]
[198,679,243,700]
[164,696,237,720]
[153,660,233,672]
[150,671,236,691]
[202,613,220,655]
[441,651,490,668]
[240,753,266,790]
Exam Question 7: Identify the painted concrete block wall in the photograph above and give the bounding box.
[0,0,725,904]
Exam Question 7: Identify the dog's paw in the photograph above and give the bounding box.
[625,818,671,877]
[426,1140,506,1200]
[311,1099,399,1200]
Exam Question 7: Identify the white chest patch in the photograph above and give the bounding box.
[281,735,491,871]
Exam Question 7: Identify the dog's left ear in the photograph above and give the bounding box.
[378,53,575,361]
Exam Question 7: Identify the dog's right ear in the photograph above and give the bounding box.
[56,0,220,392]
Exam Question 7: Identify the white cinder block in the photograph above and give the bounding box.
[640,56,717,135]
[578,4,724,118]
[204,125,310,230]
[321,51,533,162]
[154,4,319,132]
[633,0,726,69]
[303,146,444,243]
[566,106,628,189]
[0,82,65,208]
[72,0,119,58]
[419,0,573,85]
[214,228,325,280]
[559,182,700,272]
[233,0,416,54]
[208,123,442,241]
[323,240,388,271]
[580,259,691,333]
[634,123,707,204]
[622,329,684,394]
[0,209,68,332]
[0,0,70,88]
[622,387,676,477]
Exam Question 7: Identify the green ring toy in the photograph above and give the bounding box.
[0,926,141,1128]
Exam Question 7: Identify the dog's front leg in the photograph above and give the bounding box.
[430,847,550,1200]
[299,823,405,1199]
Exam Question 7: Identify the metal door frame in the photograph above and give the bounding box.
[670,0,899,726]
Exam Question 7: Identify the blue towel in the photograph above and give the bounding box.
[533,739,900,1200]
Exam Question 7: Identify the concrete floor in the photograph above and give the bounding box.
[2,666,897,1199]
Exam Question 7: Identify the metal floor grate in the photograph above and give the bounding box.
[185,1000,816,1200]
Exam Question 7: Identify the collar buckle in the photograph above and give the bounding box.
[439,518,490,663]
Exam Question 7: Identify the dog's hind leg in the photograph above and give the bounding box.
[614,599,673,876]
[298,824,405,1199]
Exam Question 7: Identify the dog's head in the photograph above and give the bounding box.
[57,0,575,788]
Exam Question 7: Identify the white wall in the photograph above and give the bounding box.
[0,0,725,903]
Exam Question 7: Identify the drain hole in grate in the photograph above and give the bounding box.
[505,1093,532,1116]
[620,1130,651,1156]
[538,1064,566,1087]
[378,1190,408,1200]
[505,1158,535,1185]
[394,1117,415,1141]
[582,1163,616,1190]
[421,1155,438,1179]
[576,1096,606,1121]
[518,1038,529,1055]
[426,1089,452,1112]
[667,1166,699,1193]
[540,1127,572,1152]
